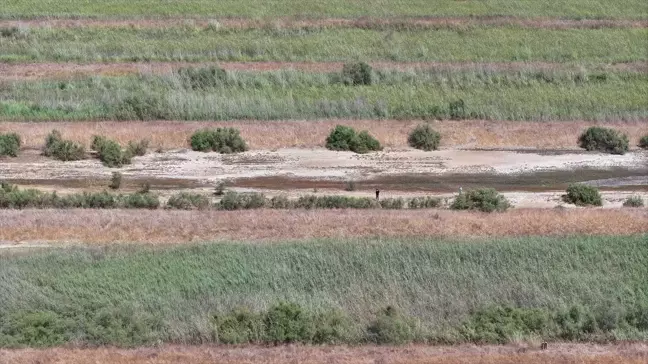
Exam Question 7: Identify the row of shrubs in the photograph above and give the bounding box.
[2,302,646,348]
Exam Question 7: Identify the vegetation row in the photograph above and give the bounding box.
[1,236,646,347]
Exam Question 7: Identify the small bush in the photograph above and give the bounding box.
[341,62,373,86]
[115,94,168,121]
[0,133,21,157]
[408,196,442,209]
[218,191,267,210]
[344,180,356,191]
[578,127,629,155]
[311,309,352,344]
[563,184,602,206]
[639,135,648,149]
[294,195,378,209]
[325,125,382,154]
[213,308,263,344]
[127,139,149,156]
[109,172,122,190]
[460,306,551,344]
[367,306,417,345]
[189,128,248,154]
[622,195,644,208]
[269,194,291,209]
[264,302,313,344]
[379,197,405,209]
[0,311,73,347]
[449,99,466,120]
[96,139,132,168]
[42,130,85,161]
[85,306,161,347]
[121,192,160,209]
[450,188,510,212]
[408,124,441,151]
[166,192,211,210]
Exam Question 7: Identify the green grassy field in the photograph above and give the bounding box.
[1,236,646,346]
[1,27,646,63]
[2,69,646,121]
[2,0,647,19]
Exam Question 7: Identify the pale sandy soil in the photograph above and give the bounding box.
[1,343,647,364]
[1,61,645,81]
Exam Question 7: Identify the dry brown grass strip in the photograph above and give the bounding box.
[1,209,647,244]
[2,120,647,151]
[1,343,646,364]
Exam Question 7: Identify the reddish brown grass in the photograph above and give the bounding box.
[1,343,646,364]
[1,120,647,151]
[1,209,646,245]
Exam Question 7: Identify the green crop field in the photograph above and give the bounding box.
[2,0,647,19]
[1,27,646,63]
[2,69,647,121]
[1,236,647,346]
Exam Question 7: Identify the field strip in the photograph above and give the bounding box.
[2,120,646,150]
[2,17,647,30]
[1,343,647,364]
[1,61,646,81]
[1,209,647,244]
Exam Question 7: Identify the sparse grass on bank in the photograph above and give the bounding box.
[1,69,647,122]
[0,236,646,347]
[0,27,645,63]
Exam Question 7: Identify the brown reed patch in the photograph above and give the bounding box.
[1,343,646,364]
[1,209,646,245]
[1,120,647,151]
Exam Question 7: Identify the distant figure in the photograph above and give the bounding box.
[541,342,548,350]
[375,189,380,200]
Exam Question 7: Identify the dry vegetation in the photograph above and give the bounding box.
[1,208,647,245]
[2,120,647,151]
[1,343,646,364]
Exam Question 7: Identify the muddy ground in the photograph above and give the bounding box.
[2,148,647,208]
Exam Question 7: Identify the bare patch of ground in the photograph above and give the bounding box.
[1,120,647,151]
[1,16,646,30]
[1,61,645,81]
[1,343,647,364]
[1,209,647,245]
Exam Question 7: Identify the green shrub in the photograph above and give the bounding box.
[0,311,73,347]
[121,192,160,209]
[127,139,149,156]
[294,195,378,209]
[460,306,550,344]
[367,306,417,344]
[269,194,291,209]
[449,99,467,120]
[189,128,248,153]
[408,124,441,151]
[264,302,313,344]
[379,197,405,209]
[0,133,21,157]
[578,127,629,155]
[42,130,85,161]
[57,191,119,209]
[311,309,352,344]
[115,94,168,121]
[85,306,161,347]
[341,62,373,86]
[639,135,648,149]
[213,308,263,344]
[622,195,644,207]
[109,172,122,190]
[325,125,382,154]
[166,192,211,210]
[563,184,602,206]
[450,188,510,212]
[408,196,442,209]
[98,139,132,167]
[91,135,107,152]
[218,191,267,210]
[555,305,598,341]
[177,66,227,90]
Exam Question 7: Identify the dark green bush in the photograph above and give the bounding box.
[85,306,161,347]
[460,306,550,344]
[166,192,211,210]
[622,195,644,207]
[554,305,598,340]
[218,191,267,210]
[367,306,417,344]
[563,184,602,206]
[127,139,149,156]
[311,309,352,344]
[115,94,168,121]
[294,195,378,209]
[264,302,313,344]
[450,188,510,212]
[449,99,467,120]
[189,128,248,153]
[213,308,263,344]
[0,311,73,347]
[42,130,85,161]
[379,197,405,209]
[341,62,373,86]
[177,66,227,90]
[269,194,291,209]
[408,196,442,209]
[0,133,21,157]
[578,127,629,155]
[109,172,122,190]
[408,124,441,151]
[639,135,648,149]
[96,139,132,168]
[325,125,382,154]
[121,192,160,209]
